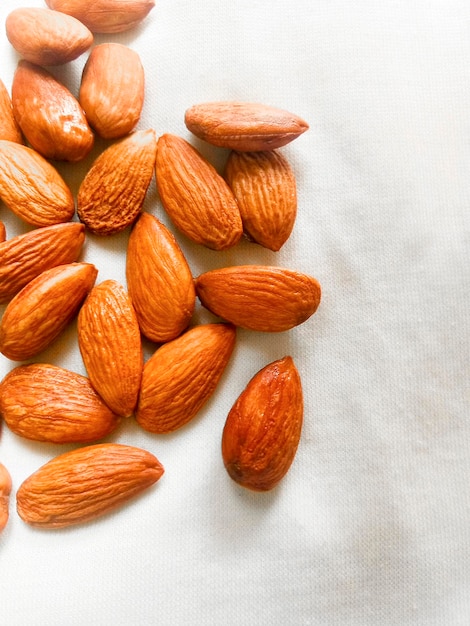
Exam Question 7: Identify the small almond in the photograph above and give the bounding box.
[0,463,12,532]
[0,79,22,144]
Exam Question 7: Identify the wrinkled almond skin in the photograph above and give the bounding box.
[0,140,75,227]
[0,262,97,361]
[78,280,143,417]
[185,102,309,152]
[126,212,196,343]
[224,150,297,251]
[0,223,85,303]
[0,364,120,444]
[80,43,145,139]
[6,7,93,66]
[222,356,303,491]
[11,61,94,162]
[77,130,156,235]
[136,323,236,433]
[195,265,321,332]
[16,443,164,528]
[155,134,243,250]
[45,0,155,34]
[0,79,22,144]
[0,463,12,532]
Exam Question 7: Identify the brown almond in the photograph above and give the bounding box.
[0,363,120,444]
[0,463,12,532]
[136,323,236,433]
[16,443,164,528]
[0,222,6,244]
[0,79,22,144]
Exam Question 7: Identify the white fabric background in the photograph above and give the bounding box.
[0,1,469,624]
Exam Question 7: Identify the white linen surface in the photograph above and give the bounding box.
[0,1,469,624]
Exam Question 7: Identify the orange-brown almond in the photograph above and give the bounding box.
[16,443,164,528]
[0,363,120,444]
[222,356,303,491]
[0,262,97,361]
[0,463,12,532]
[155,133,243,250]
[77,129,156,235]
[0,222,5,244]
[126,213,196,343]
[78,280,143,417]
[0,79,22,144]
[195,265,321,332]
[136,323,236,433]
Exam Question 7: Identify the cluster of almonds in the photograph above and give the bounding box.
[0,1,321,530]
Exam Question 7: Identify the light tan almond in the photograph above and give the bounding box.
[0,463,12,532]
[195,265,321,332]
[155,134,242,250]
[185,101,309,152]
[79,43,145,139]
[224,150,297,251]
[0,140,75,226]
[222,356,303,491]
[11,61,94,162]
[78,280,143,417]
[0,79,22,144]
[136,323,236,433]
[6,7,93,66]
[0,262,97,361]
[0,223,85,303]
[0,364,120,444]
[126,212,196,343]
[77,129,156,235]
[16,443,164,528]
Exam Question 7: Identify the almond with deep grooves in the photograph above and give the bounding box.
[126,212,196,343]
[155,133,243,250]
[0,79,22,144]
[195,265,321,332]
[184,101,309,152]
[77,130,156,235]
[0,223,85,303]
[78,280,143,417]
[0,463,12,532]
[222,356,303,491]
[0,363,120,444]
[224,150,297,251]
[0,262,97,361]
[136,323,236,433]
[0,140,75,227]
[16,443,164,528]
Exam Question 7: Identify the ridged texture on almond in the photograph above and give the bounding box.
[0,223,85,303]
[137,323,236,433]
[79,43,144,139]
[0,79,22,144]
[16,443,164,528]
[184,102,309,152]
[155,134,243,250]
[11,61,94,163]
[77,130,156,235]
[126,213,196,343]
[0,262,97,361]
[0,463,12,532]
[222,356,303,491]
[0,141,75,226]
[0,364,120,444]
[78,280,143,417]
[224,150,297,251]
[6,7,93,66]
[195,265,321,332]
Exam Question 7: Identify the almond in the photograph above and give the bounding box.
[78,280,143,417]
[6,7,93,66]
[126,212,196,343]
[79,43,145,139]
[0,140,75,226]
[136,323,236,433]
[0,463,12,532]
[11,61,94,162]
[0,79,22,144]
[16,443,164,528]
[0,363,120,444]
[195,265,321,332]
[184,101,309,152]
[45,0,155,34]
[0,223,85,303]
[224,150,297,251]
[0,262,97,361]
[155,134,243,250]
[222,356,303,491]
[77,129,156,235]
[0,222,6,243]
